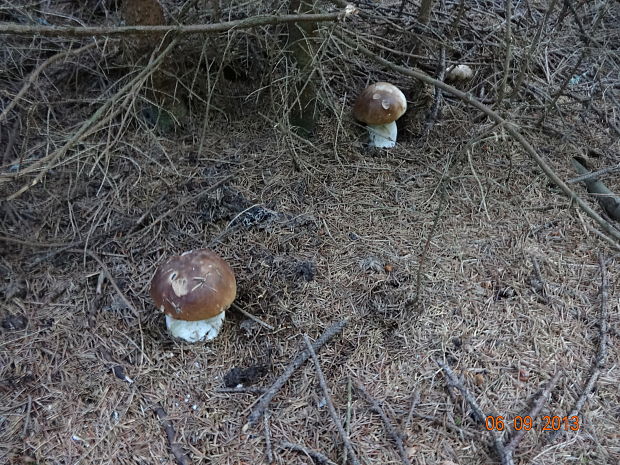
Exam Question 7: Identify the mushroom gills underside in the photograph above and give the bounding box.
[367,121,398,148]
[165,312,226,342]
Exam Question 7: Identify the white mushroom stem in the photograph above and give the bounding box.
[165,312,225,343]
[367,121,398,148]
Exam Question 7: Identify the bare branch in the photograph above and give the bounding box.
[503,371,562,461]
[0,11,354,38]
[304,334,362,465]
[354,380,412,465]
[153,404,192,465]
[278,441,339,465]
[545,255,611,444]
[436,359,510,464]
[243,319,348,430]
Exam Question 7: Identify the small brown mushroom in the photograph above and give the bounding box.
[352,82,407,148]
[150,249,236,342]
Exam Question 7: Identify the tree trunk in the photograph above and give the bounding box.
[288,0,318,136]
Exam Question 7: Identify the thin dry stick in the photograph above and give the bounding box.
[0,11,355,38]
[0,42,98,123]
[231,302,275,331]
[496,0,512,107]
[243,319,348,431]
[568,163,620,184]
[67,248,138,317]
[354,381,412,465]
[67,247,151,368]
[510,0,558,99]
[545,255,610,444]
[335,31,620,245]
[278,441,339,465]
[344,377,353,465]
[502,371,562,464]
[153,404,192,465]
[216,386,267,394]
[134,175,233,239]
[436,359,510,464]
[264,413,274,464]
[423,44,446,135]
[404,390,420,429]
[411,185,446,309]
[304,334,362,465]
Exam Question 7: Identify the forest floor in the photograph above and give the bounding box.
[1,1,619,464]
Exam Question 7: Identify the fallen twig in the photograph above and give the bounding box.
[568,163,620,184]
[304,334,361,465]
[545,255,611,444]
[216,386,267,394]
[404,390,420,429]
[243,319,348,430]
[572,158,620,221]
[68,248,138,317]
[153,404,192,465]
[278,441,339,465]
[410,185,446,310]
[353,380,412,465]
[423,45,446,135]
[231,302,275,331]
[436,359,510,464]
[503,371,562,463]
[496,0,513,106]
[0,11,354,38]
[264,413,274,464]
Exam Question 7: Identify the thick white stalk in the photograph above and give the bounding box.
[165,312,226,342]
[367,121,397,148]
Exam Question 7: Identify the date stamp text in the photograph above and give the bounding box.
[485,415,581,432]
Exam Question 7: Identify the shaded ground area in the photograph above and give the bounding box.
[1,1,619,464]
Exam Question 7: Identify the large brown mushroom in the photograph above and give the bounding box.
[352,82,407,148]
[150,249,236,342]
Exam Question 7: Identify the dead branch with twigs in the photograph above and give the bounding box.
[244,319,348,431]
[278,441,339,465]
[0,42,98,124]
[502,371,562,464]
[2,37,180,200]
[437,359,565,465]
[304,334,362,465]
[436,359,511,464]
[153,404,192,465]
[0,11,355,38]
[353,380,412,465]
[543,255,611,446]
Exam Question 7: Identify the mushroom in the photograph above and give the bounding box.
[446,64,474,82]
[150,249,236,343]
[352,82,407,148]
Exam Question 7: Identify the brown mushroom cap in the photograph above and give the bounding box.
[352,82,407,126]
[150,249,236,321]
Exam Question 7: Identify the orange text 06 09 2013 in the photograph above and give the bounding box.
[485,415,580,432]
